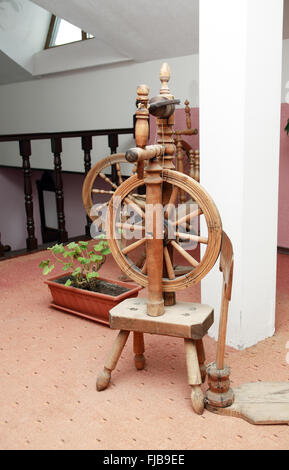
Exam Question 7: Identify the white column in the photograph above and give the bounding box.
[200,0,284,349]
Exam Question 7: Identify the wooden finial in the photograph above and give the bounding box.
[137,84,150,108]
[184,99,191,129]
[160,63,171,96]
[135,84,150,179]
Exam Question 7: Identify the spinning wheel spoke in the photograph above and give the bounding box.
[122,238,146,255]
[164,246,175,280]
[115,163,123,185]
[115,222,145,234]
[175,208,203,227]
[99,172,119,191]
[90,200,109,216]
[141,260,148,275]
[92,189,115,195]
[165,185,179,219]
[123,197,145,218]
[174,232,208,245]
[170,241,199,268]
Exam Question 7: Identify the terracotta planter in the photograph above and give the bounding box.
[45,274,142,325]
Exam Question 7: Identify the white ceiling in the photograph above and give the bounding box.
[0,50,32,85]
[31,0,200,62]
[1,0,289,85]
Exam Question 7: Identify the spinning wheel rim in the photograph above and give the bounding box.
[82,153,128,220]
[107,170,222,292]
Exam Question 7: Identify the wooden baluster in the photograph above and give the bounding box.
[194,150,200,183]
[176,137,186,203]
[0,235,4,258]
[108,134,119,184]
[51,137,68,243]
[184,99,192,129]
[82,136,93,237]
[0,233,11,257]
[189,149,195,180]
[19,140,38,251]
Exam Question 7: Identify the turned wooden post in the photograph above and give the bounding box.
[206,232,234,409]
[157,63,176,307]
[19,140,38,251]
[144,157,165,317]
[172,99,198,184]
[97,330,130,391]
[0,236,4,258]
[82,136,93,237]
[51,137,68,243]
[194,150,200,183]
[176,137,187,204]
[0,233,11,258]
[133,332,145,370]
[189,149,195,180]
[185,99,192,129]
[135,84,165,317]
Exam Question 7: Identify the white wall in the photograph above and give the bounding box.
[282,39,289,103]
[0,53,199,172]
[200,0,283,349]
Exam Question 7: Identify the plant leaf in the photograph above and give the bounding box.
[51,243,65,254]
[43,264,55,275]
[39,260,49,269]
[77,257,90,265]
[79,241,89,249]
[65,279,72,287]
[86,272,99,280]
[90,254,103,262]
[62,263,73,271]
[72,267,81,277]
[94,243,104,252]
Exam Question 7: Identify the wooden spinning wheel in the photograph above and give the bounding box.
[96,63,234,415]
[82,153,144,224]
[108,169,222,291]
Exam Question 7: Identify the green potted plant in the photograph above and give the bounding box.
[40,238,141,325]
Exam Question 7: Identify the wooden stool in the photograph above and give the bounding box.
[96,298,214,415]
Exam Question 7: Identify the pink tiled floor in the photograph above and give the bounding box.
[0,249,288,450]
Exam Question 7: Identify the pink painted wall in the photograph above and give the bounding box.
[149,108,200,173]
[151,105,289,248]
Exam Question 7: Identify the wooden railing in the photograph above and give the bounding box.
[0,128,134,252]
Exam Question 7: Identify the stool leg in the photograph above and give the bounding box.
[184,339,204,415]
[133,332,145,370]
[196,339,206,383]
[96,330,130,391]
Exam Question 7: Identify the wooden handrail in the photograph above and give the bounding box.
[0,127,134,253]
[0,128,134,142]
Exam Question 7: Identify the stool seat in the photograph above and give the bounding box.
[109,298,214,339]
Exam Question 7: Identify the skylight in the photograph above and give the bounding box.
[45,16,94,49]
[53,19,82,46]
